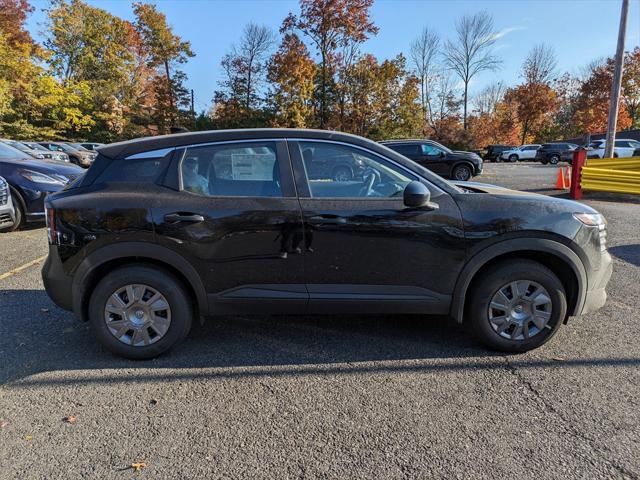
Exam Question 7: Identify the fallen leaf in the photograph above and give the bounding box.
[63,415,77,424]
[131,462,147,472]
[149,399,158,406]
[0,419,8,429]
[25,435,32,441]
[552,356,566,362]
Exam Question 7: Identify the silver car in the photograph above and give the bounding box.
[0,175,16,232]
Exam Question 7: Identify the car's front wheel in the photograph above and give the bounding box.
[509,154,518,162]
[468,260,566,352]
[452,164,472,181]
[89,265,193,359]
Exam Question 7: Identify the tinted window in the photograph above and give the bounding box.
[615,140,631,147]
[389,144,420,156]
[299,141,415,198]
[96,158,169,183]
[181,142,281,197]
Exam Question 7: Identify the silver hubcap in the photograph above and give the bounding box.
[104,284,171,347]
[488,280,553,340]
[455,167,470,180]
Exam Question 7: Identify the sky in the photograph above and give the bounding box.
[25,0,640,113]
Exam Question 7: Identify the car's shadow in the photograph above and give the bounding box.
[609,244,640,267]
[1,290,638,388]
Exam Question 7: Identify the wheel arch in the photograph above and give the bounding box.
[72,242,208,322]
[450,161,475,177]
[450,238,587,324]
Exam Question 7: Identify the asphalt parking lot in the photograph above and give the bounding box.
[1,162,639,479]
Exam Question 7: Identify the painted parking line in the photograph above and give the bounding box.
[0,255,47,281]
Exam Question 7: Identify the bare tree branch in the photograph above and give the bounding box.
[443,10,502,129]
[523,44,557,84]
[410,27,440,125]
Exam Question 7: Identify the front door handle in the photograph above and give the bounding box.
[164,213,205,223]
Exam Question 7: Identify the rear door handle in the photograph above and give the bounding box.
[164,213,205,223]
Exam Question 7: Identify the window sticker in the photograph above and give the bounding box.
[231,153,274,181]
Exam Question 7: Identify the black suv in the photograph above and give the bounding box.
[535,143,578,165]
[485,144,516,162]
[43,129,611,359]
[380,139,483,181]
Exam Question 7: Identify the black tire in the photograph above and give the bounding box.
[549,154,560,165]
[468,259,567,353]
[509,154,518,162]
[541,159,549,165]
[332,166,352,182]
[88,265,193,359]
[0,188,25,232]
[451,164,472,181]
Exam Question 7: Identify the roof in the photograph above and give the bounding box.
[98,128,377,160]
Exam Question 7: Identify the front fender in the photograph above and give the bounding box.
[450,237,587,323]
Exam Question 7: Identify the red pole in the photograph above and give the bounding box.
[570,148,586,200]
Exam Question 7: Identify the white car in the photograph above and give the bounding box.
[0,176,16,232]
[499,144,541,162]
[587,138,640,158]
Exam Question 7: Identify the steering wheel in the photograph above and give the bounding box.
[359,168,381,197]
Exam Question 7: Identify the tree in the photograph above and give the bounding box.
[504,83,557,144]
[620,47,640,128]
[237,23,275,111]
[267,33,317,127]
[282,0,378,128]
[472,81,505,115]
[410,27,439,127]
[443,11,502,129]
[133,2,194,131]
[573,60,632,134]
[522,44,557,85]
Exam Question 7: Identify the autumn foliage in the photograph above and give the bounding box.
[0,0,638,147]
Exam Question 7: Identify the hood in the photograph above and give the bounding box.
[0,156,84,175]
[454,180,598,213]
[449,150,482,162]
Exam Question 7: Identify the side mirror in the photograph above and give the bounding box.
[439,151,446,158]
[403,181,438,210]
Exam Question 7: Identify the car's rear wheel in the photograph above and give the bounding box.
[468,260,566,352]
[89,265,193,359]
[509,154,518,162]
[332,166,352,182]
[452,164,472,181]
[549,154,560,165]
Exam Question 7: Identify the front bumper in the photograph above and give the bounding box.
[0,195,15,228]
[580,250,613,315]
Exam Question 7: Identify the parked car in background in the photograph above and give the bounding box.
[381,139,483,181]
[535,143,578,165]
[499,145,541,162]
[0,142,84,230]
[38,141,96,168]
[484,145,516,162]
[42,128,611,359]
[80,142,104,151]
[1,139,46,160]
[21,142,70,162]
[587,139,640,158]
[0,175,16,232]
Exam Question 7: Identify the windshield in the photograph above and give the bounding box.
[0,142,29,159]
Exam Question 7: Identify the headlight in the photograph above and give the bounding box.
[574,213,607,251]
[573,212,605,227]
[19,169,66,185]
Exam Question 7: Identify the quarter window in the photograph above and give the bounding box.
[421,144,443,156]
[181,142,282,197]
[298,141,415,199]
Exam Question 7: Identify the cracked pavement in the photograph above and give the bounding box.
[0,162,638,479]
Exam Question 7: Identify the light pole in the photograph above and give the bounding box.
[603,0,629,159]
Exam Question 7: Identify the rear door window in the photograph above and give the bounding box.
[180,142,282,197]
